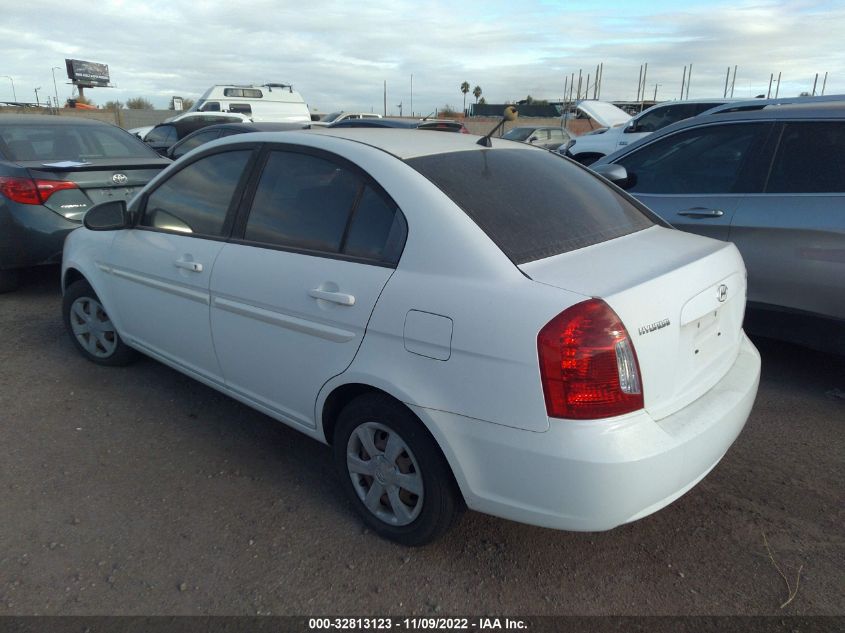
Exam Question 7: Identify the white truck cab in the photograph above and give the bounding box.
[190,83,311,123]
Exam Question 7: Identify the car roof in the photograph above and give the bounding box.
[597,101,845,164]
[0,114,112,127]
[219,128,538,160]
[701,94,845,115]
[329,118,421,129]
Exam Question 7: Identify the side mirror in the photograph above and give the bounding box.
[592,163,630,188]
[83,200,130,231]
[624,120,639,133]
[528,136,538,143]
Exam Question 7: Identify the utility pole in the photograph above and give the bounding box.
[576,69,582,100]
[723,67,730,98]
[767,73,774,99]
[730,65,737,97]
[1,75,16,102]
[821,71,828,95]
[598,62,603,99]
[397,101,403,117]
[636,65,643,102]
[383,80,386,117]
[680,66,687,99]
[51,66,62,113]
[812,73,819,96]
[653,83,661,101]
[410,74,413,117]
[686,64,692,99]
[34,87,41,106]
[775,72,781,98]
[640,63,648,112]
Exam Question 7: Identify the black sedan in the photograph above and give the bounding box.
[143,115,250,156]
[167,121,309,159]
[328,117,469,133]
[0,115,169,291]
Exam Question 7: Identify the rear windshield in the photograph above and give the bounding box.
[0,123,159,161]
[407,149,653,264]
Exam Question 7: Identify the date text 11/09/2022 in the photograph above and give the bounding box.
[308,617,529,630]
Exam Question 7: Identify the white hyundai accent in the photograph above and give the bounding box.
[61,129,761,545]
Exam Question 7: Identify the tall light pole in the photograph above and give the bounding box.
[0,75,16,102]
[52,66,62,112]
[34,87,41,106]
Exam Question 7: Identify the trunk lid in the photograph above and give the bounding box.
[521,226,747,420]
[22,158,169,221]
[574,100,632,128]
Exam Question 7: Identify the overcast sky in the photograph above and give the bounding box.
[2,0,843,114]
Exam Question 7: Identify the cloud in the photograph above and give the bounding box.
[0,0,841,112]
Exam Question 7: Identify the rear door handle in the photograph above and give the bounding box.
[677,208,725,218]
[308,288,356,306]
[174,259,203,272]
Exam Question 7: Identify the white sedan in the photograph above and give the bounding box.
[61,129,761,545]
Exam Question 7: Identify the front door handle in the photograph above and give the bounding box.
[308,288,356,306]
[174,259,203,272]
[677,208,725,219]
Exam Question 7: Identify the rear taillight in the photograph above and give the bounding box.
[0,176,78,205]
[538,298,643,420]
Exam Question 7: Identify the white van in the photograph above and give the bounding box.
[189,83,311,123]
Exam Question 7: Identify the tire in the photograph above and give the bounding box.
[0,269,20,294]
[63,280,137,366]
[333,393,462,546]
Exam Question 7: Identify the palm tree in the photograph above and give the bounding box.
[473,86,482,104]
[460,81,470,114]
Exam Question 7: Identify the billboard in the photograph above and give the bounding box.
[65,59,110,87]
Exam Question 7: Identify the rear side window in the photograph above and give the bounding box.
[224,88,263,98]
[171,129,220,159]
[0,124,159,161]
[766,121,845,193]
[141,150,251,236]
[145,125,176,144]
[617,123,770,194]
[244,150,405,263]
[407,149,653,265]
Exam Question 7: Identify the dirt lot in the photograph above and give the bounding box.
[1,266,843,617]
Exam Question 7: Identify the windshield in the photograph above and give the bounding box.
[0,124,160,161]
[502,128,535,141]
[407,149,653,265]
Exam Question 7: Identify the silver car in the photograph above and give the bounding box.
[592,102,845,353]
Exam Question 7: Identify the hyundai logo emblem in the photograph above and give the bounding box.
[717,284,728,302]
[112,173,129,185]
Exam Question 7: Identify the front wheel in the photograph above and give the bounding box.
[63,280,137,366]
[333,394,461,546]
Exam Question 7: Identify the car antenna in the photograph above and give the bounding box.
[421,110,436,121]
[477,106,518,147]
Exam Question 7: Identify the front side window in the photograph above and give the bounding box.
[229,104,252,115]
[617,123,769,194]
[198,101,221,112]
[141,150,252,236]
[766,121,845,193]
[244,150,404,263]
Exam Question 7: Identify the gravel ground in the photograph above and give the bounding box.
[0,266,843,617]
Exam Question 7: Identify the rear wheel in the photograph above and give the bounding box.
[333,393,461,546]
[63,280,137,366]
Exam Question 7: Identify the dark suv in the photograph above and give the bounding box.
[0,115,169,291]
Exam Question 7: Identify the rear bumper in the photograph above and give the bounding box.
[412,332,761,531]
[0,201,78,270]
